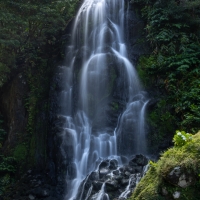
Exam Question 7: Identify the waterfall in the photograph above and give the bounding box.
[59,0,148,199]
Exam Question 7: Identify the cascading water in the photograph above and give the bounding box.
[59,0,149,199]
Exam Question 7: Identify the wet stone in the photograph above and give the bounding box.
[100,168,110,176]
[29,188,50,198]
[121,179,129,186]
[75,155,149,200]
[93,181,104,191]
[113,170,120,175]
[133,166,143,173]
[99,160,109,170]
[105,180,119,191]
[109,159,118,170]
[125,171,131,177]
[88,171,98,181]
[119,167,124,173]
[114,175,123,182]
[129,154,148,166]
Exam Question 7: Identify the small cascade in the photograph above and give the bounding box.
[119,174,141,199]
[58,0,149,199]
[91,183,110,200]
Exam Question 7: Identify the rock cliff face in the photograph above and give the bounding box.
[125,1,150,65]
[0,73,28,153]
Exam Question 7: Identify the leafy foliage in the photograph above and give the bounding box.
[0,156,16,174]
[132,0,200,148]
[0,0,79,134]
[173,130,192,147]
[0,156,16,196]
[13,144,27,162]
[0,0,80,191]
[0,174,11,196]
[0,0,79,88]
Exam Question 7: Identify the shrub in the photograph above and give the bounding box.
[173,130,193,147]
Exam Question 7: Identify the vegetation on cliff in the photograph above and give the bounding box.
[0,0,80,87]
[0,0,80,196]
[129,1,200,198]
[130,131,200,200]
[131,0,200,151]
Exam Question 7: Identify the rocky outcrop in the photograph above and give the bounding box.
[167,166,195,188]
[125,0,150,65]
[0,73,28,153]
[3,170,64,200]
[76,154,148,200]
[130,133,200,200]
[2,155,148,200]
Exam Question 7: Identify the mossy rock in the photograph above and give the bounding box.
[129,132,200,200]
[13,144,27,162]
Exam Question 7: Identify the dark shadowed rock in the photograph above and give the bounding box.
[113,169,120,175]
[166,166,195,188]
[29,188,50,198]
[93,181,104,191]
[129,154,148,166]
[109,159,118,170]
[105,180,119,191]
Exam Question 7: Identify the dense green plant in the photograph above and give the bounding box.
[0,0,80,182]
[0,156,16,174]
[13,144,27,162]
[0,174,11,196]
[0,0,80,88]
[0,156,16,196]
[132,0,200,149]
[173,130,193,147]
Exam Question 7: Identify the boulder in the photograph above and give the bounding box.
[105,180,119,191]
[109,159,118,170]
[129,154,148,166]
[166,166,195,188]
[29,187,50,198]
[93,181,104,191]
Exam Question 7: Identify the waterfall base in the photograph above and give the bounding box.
[74,154,149,200]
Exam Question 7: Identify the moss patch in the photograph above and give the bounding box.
[129,132,200,200]
[13,144,27,162]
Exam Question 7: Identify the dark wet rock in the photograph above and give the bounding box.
[67,162,77,180]
[114,175,123,182]
[76,155,149,200]
[133,166,143,173]
[113,170,120,175]
[29,187,50,198]
[45,197,58,200]
[109,159,118,170]
[105,180,119,191]
[89,171,99,181]
[118,198,126,200]
[121,179,130,186]
[129,154,148,166]
[121,156,129,164]
[93,181,104,191]
[99,168,110,178]
[166,166,195,188]
[90,192,109,200]
[99,160,110,169]
[166,166,182,185]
